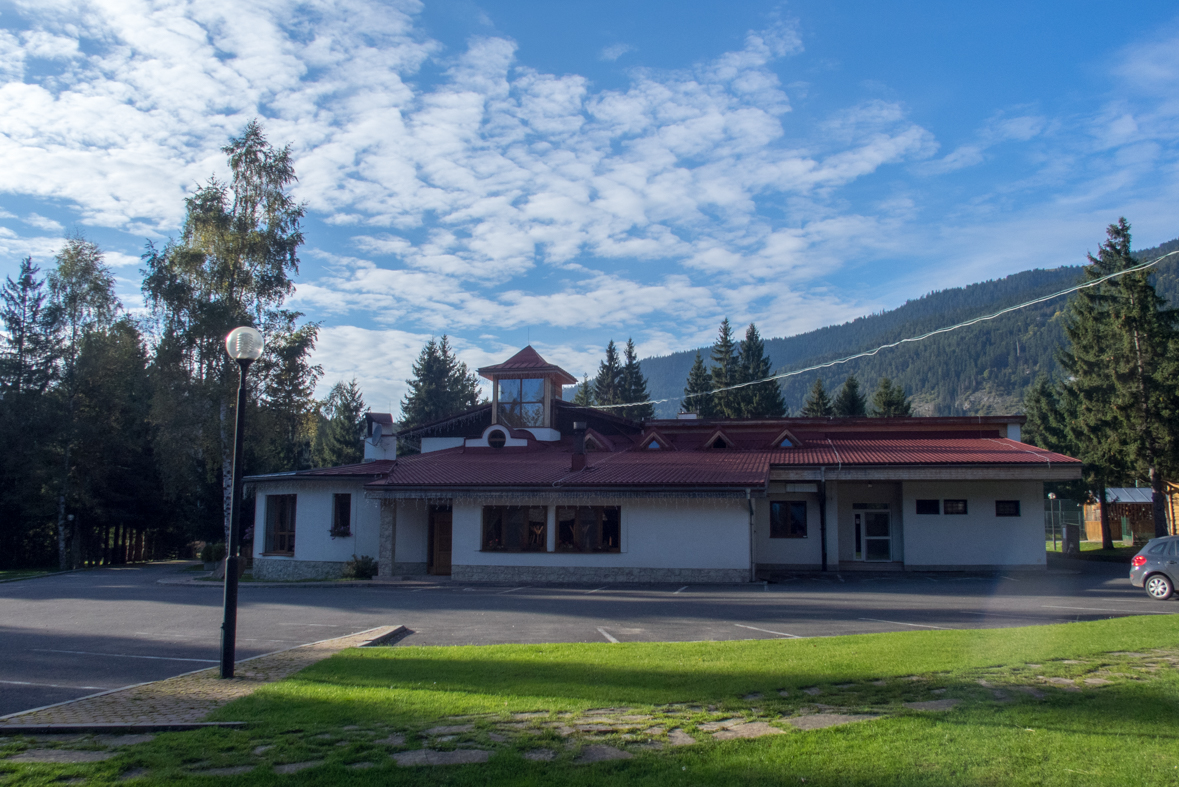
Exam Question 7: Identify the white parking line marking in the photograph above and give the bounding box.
[0,679,110,691]
[1042,605,1175,615]
[587,586,608,594]
[859,618,954,630]
[497,586,529,595]
[597,627,619,643]
[734,624,802,639]
[674,586,689,594]
[33,649,218,663]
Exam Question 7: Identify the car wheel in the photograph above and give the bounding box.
[1145,574,1174,601]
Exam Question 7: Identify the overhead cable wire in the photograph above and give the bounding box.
[592,248,1179,410]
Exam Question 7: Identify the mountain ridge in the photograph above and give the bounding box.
[635,236,1179,418]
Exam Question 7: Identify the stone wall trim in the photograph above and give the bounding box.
[451,565,750,584]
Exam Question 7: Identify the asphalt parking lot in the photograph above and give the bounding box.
[1,559,1168,718]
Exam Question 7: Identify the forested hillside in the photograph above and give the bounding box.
[639,237,1179,417]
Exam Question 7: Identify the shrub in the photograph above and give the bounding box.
[342,554,378,580]
[200,542,227,563]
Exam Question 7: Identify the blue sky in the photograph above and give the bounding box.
[1,0,1177,411]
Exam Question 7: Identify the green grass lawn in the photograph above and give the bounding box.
[1045,540,1140,562]
[0,569,54,582]
[3,616,1179,785]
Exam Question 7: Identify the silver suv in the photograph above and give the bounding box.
[1130,536,1179,600]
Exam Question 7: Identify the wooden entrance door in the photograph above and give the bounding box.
[429,509,452,575]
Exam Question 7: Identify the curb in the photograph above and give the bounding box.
[0,722,246,735]
[0,624,404,729]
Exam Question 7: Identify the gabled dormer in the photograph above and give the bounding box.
[702,428,736,450]
[770,426,802,449]
[477,346,577,442]
[638,429,674,451]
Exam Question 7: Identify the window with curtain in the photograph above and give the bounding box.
[265,494,297,554]
[556,506,621,552]
[481,506,547,551]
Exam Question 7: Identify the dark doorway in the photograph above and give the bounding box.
[428,506,453,576]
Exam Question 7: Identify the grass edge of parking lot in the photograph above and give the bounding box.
[4,614,1179,786]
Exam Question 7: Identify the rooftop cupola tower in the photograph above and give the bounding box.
[477,346,577,441]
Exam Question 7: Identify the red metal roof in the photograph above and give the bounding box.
[362,433,1078,491]
[477,346,577,385]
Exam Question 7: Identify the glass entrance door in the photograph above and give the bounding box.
[863,512,891,561]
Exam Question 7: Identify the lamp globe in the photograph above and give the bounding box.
[225,326,265,361]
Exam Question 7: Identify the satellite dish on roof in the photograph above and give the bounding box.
[371,421,383,445]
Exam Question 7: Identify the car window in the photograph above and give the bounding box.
[1170,541,1178,557]
[1148,542,1168,554]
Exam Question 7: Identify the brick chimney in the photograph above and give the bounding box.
[571,420,587,471]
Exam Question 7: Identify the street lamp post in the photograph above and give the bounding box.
[221,326,265,679]
[1048,492,1058,551]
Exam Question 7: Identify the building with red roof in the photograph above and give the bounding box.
[246,346,1082,582]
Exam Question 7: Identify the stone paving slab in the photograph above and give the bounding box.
[0,626,402,729]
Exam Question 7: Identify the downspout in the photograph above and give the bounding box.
[747,488,756,583]
[819,466,828,572]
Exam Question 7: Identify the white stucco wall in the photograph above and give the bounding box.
[250,480,381,563]
[901,480,1045,567]
[449,498,750,570]
[395,501,429,564]
[754,495,823,567]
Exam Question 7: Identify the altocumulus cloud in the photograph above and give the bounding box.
[0,0,941,402]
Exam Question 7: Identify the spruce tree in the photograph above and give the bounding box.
[682,351,717,416]
[1098,220,1179,537]
[619,338,654,420]
[313,379,367,468]
[801,378,834,417]
[400,335,480,428]
[0,257,57,396]
[1058,220,1131,549]
[572,374,594,406]
[710,318,740,417]
[593,340,623,406]
[833,375,868,417]
[737,323,785,418]
[870,377,912,417]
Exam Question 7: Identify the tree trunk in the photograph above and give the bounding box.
[55,445,70,571]
[1151,467,1168,538]
[1099,483,1114,550]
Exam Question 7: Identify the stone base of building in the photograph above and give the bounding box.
[451,565,750,584]
[253,557,347,581]
[391,561,427,576]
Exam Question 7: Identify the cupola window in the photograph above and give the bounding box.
[498,378,544,427]
[487,429,507,449]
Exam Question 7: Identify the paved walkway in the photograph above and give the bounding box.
[0,626,401,729]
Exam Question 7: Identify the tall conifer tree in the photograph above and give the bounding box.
[1094,220,1178,538]
[801,378,834,417]
[870,377,912,417]
[709,318,740,417]
[736,323,785,418]
[593,340,623,406]
[313,379,367,468]
[619,338,654,421]
[572,374,594,406]
[1058,221,1133,548]
[682,351,717,416]
[833,375,868,417]
[400,336,480,428]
